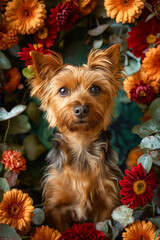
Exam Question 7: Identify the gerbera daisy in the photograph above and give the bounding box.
[31,225,61,240]
[104,0,145,23]
[123,70,159,104]
[5,0,47,35]
[0,189,34,231]
[120,163,158,209]
[126,147,143,170]
[142,45,160,83]
[18,43,51,66]
[122,220,160,240]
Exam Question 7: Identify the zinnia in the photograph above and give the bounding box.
[0,189,34,231]
[1,150,26,174]
[5,0,47,35]
[120,163,158,209]
[104,0,144,23]
[123,70,159,104]
[142,45,160,83]
[126,147,143,170]
[31,225,61,240]
[59,223,109,240]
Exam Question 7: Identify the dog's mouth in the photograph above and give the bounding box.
[75,120,88,125]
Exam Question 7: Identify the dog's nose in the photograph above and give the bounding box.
[74,105,89,118]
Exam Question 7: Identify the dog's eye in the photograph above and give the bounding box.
[89,86,101,95]
[59,87,70,97]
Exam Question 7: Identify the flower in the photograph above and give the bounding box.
[18,43,51,66]
[126,147,143,170]
[122,220,160,240]
[119,163,158,209]
[123,70,159,104]
[153,0,160,16]
[31,225,61,240]
[5,0,47,35]
[3,68,22,92]
[142,45,160,83]
[1,150,26,174]
[49,2,80,32]
[127,20,160,60]
[0,15,18,51]
[0,189,34,231]
[59,223,109,240]
[104,0,144,24]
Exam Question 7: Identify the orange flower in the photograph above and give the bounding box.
[0,189,34,232]
[5,0,47,35]
[126,147,143,170]
[31,225,62,240]
[3,68,22,92]
[1,150,26,174]
[122,220,160,240]
[104,0,144,23]
[142,45,160,83]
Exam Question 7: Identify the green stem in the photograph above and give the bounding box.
[3,119,10,144]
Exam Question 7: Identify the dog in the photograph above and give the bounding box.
[29,44,123,233]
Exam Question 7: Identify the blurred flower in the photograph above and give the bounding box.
[18,43,51,66]
[127,20,160,60]
[104,0,144,23]
[3,68,21,92]
[120,163,158,209]
[142,45,160,83]
[59,223,109,240]
[0,0,9,12]
[122,220,159,240]
[123,70,159,104]
[0,15,18,51]
[1,149,26,173]
[49,1,80,32]
[5,0,47,35]
[153,0,160,16]
[0,189,34,231]
[126,147,143,170]
[31,225,61,240]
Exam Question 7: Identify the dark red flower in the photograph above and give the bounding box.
[127,19,160,60]
[49,1,80,32]
[59,223,108,240]
[120,163,158,209]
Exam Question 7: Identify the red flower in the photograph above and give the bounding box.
[49,1,80,32]
[127,20,160,60]
[18,43,51,66]
[59,223,108,240]
[120,163,158,209]
[1,150,26,174]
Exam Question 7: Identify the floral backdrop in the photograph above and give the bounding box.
[0,0,160,239]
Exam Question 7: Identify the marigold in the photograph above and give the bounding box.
[123,70,159,104]
[104,0,144,23]
[122,220,160,240]
[1,150,26,174]
[126,147,143,170]
[31,225,61,240]
[142,45,160,83]
[5,0,47,35]
[0,189,34,231]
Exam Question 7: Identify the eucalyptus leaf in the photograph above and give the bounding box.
[150,150,160,166]
[88,24,109,36]
[0,51,11,69]
[124,59,141,76]
[0,105,26,121]
[147,218,160,228]
[140,136,160,151]
[26,101,42,124]
[33,208,45,225]
[137,154,153,174]
[0,162,3,173]
[8,115,31,134]
[154,229,160,240]
[96,220,118,240]
[0,177,10,192]
[0,189,4,202]
[111,205,134,228]
[149,98,160,120]
[0,224,21,240]
[145,12,156,22]
[93,39,103,49]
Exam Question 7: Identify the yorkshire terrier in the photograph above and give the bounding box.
[29,44,123,233]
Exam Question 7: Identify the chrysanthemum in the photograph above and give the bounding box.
[123,70,159,104]
[5,0,47,35]
[0,189,34,231]
[120,163,158,209]
[1,150,26,174]
[122,220,159,240]
[142,45,160,83]
[126,147,143,170]
[31,225,61,240]
[104,0,145,23]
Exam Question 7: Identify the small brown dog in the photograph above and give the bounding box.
[29,44,123,233]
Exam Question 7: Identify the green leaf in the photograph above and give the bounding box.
[0,162,3,173]
[26,101,42,124]
[124,59,141,76]
[145,12,156,22]
[147,218,160,228]
[154,229,160,240]
[140,136,160,151]
[149,98,160,120]
[93,39,103,49]
[150,150,160,166]
[0,189,4,202]
[22,67,35,79]
[33,208,45,225]
[88,24,109,36]
[96,220,119,240]
[0,224,21,240]
[0,51,11,69]
[0,105,26,121]
[8,115,31,134]
[0,177,10,193]
[111,205,134,228]
[137,154,153,174]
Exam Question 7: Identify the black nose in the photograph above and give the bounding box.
[74,105,89,118]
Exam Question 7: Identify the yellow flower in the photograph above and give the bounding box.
[126,147,143,170]
[104,0,144,23]
[5,0,47,35]
[0,189,34,232]
[31,225,62,240]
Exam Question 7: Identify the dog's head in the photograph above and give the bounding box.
[29,45,123,135]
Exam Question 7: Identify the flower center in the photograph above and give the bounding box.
[38,27,48,40]
[133,180,147,195]
[146,34,157,44]
[121,0,129,5]
[9,203,24,218]
[24,10,29,17]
